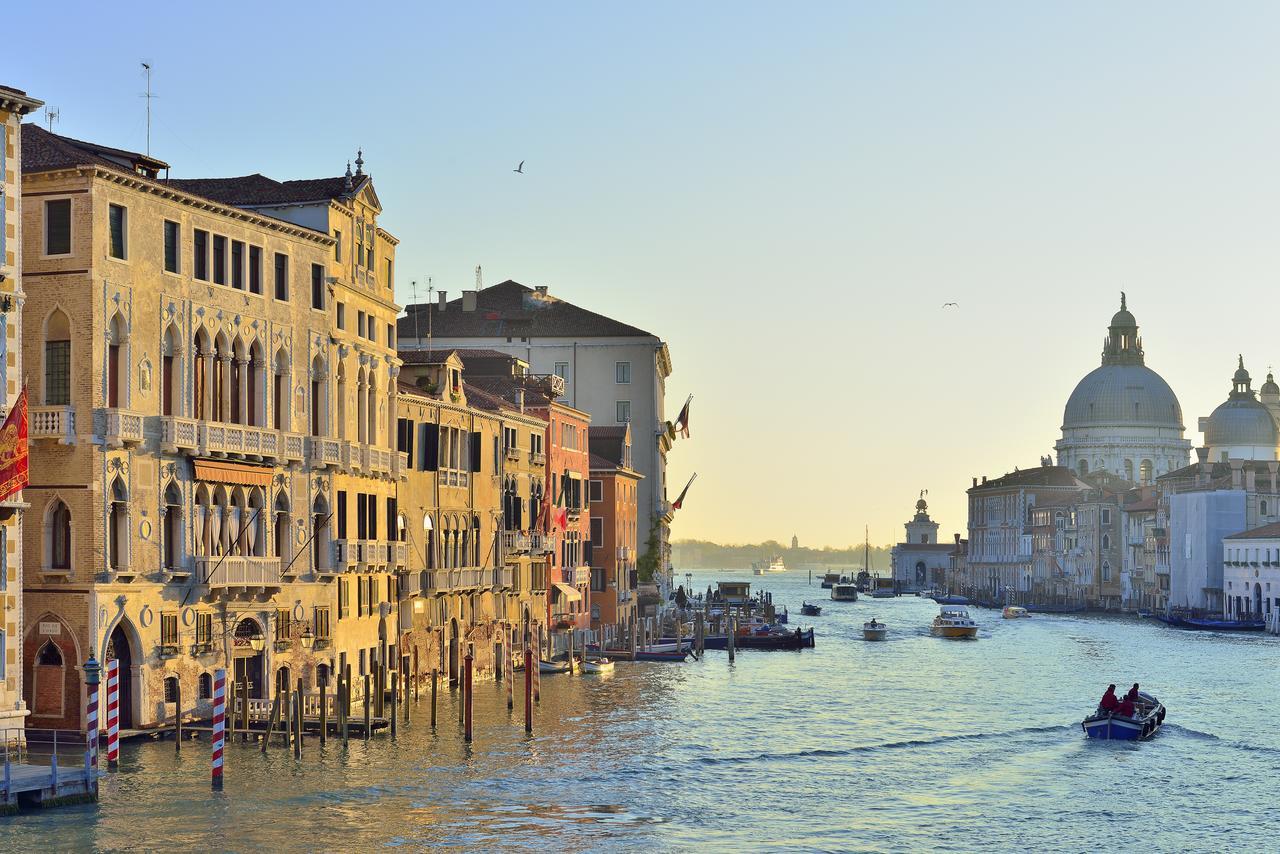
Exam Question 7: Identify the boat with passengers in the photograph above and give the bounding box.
[1082,690,1165,740]
[931,607,978,639]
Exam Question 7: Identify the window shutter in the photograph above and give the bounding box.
[420,424,439,471]
[337,491,348,540]
[356,494,367,539]
[515,497,523,530]
[470,431,482,472]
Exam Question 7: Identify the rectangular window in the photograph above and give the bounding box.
[274,253,289,301]
[193,229,209,280]
[357,575,366,616]
[616,400,631,423]
[276,608,292,642]
[196,612,213,645]
[45,340,70,406]
[1102,509,1111,525]
[338,578,349,619]
[357,311,366,338]
[337,491,348,540]
[359,648,367,674]
[334,230,342,261]
[591,516,604,547]
[554,361,569,380]
[231,241,245,289]
[337,302,346,330]
[387,323,394,347]
[45,199,72,255]
[248,246,262,294]
[367,322,376,345]
[615,361,631,384]
[590,479,603,503]
[108,204,127,259]
[163,220,180,273]
[312,264,325,310]
[385,258,393,288]
[160,613,179,646]
[314,607,331,640]
[212,235,227,284]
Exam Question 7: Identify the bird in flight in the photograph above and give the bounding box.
[514,160,525,174]
[942,302,959,308]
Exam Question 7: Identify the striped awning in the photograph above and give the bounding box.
[193,459,274,487]
[552,582,582,603]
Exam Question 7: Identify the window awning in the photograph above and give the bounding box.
[552,582,582,603]
[193,459,274,487]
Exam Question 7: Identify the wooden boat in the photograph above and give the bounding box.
[1024,603,1085,614]
[931,607,978,639]
[580,657,614,674]
[800,601,822,617]
[820,572,842,589]
[932,594,971,606]
[1082,691,1165,741]
[831,582,859,602]
[871,588,895,599]
[1002,606,1030,619]
[1169,615,1265,632]
[863,619,887,641]
[590,645,690,662]
[538,657,576,674]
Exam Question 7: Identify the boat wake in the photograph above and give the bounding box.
[692,724,1073,766]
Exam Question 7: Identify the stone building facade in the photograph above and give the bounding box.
[0,85,42,737]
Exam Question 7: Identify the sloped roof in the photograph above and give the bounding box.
[969,466,1088,492]
[1226,521,1280,540]
[164,173,363,207]
[22,124,169,175]
[399,280,654,340]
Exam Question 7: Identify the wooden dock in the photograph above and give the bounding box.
[0,731,96,813]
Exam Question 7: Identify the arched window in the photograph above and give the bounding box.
[310,355,327,437]
[356,365,366,443]
[193,327,211,420]
[1140,459,1154,485]
[1101,534,1110,551]
[213,331,231,422]
[247,488,265,557]
[273,348,290,431]
[312,495,330,572]
[1123,459,1134,482]
[425,514,435,570]
[1077,459,1089,477]
[212,486,231,556]
[44,308,72,406]
[48,499,72,570]
[230,336,245,424]
[163,482,182,570]
[161,324,180,417]
[336,360,348,440]
[107,312,127,408]
[273,492,291,561]
[198,672,213,699]
[473,514,481,567]
[36,640,62,666]
[1263,499,1270,516]
[108,478,129,570]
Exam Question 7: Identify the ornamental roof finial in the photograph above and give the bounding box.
[355,148,364,176]
[1120,291,1126,311]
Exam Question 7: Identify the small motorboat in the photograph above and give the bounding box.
[932,594,971,606]
[1002,606,1030,619]
[580,657,615,674]
[871,588,895,599]
[538,657,578,674]
[863,619,887,641]
[831,582,859,602]
[800,601,822,617]
[1169,616,1265,632]
[1082,691,1166,741]
[931,607,978,639]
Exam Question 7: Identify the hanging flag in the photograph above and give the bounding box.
[674,395,692,439]
[0,388,29,502]
[554,505,569,531]
[671,472,697,511]
[552,477,569,530]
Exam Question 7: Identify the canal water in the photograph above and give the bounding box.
[4,568,1277,852]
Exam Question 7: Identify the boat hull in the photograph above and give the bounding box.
[863,627,887,641]
[1083,695,1165,741]
[580,660,614,674]
[593,647,689,662]
[932,595,971,606]
[931,625,978,639]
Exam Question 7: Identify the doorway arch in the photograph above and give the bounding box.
[105,617,142,729]
[1254,582,1263,616]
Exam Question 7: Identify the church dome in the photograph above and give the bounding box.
[1204,398,1278,448]
[1262,372,1280,397]
[1063,365,1183,429]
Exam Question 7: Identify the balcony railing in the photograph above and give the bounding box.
[281,432,305,462]
[104,408,144,447]
[490,567,514,589]
[392,542,407,566]
[160,416,199,452]
[504,531,531,554]
[31,405,76,444]
[504,446,522,462]
[530,451,546,466]
[309,437,342,468]
[368,447,393,479]
[530,532,554,554]
[335,539,390,569]
[197,555,281,588]
[202,421,279,459]
[571,566,591,586]
[393,450,410,480]
[398,568,422,598]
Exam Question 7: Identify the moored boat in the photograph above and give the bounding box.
[863,619,887,641]
[871,588,895,599]
[831,582,859,602]
[1082,691,1165,741]
[539,657,577,674]
[1169,615,1265,632]
[820,572,842,589]
[800,601,822,617]
[580,657,615,674]
[932,594,971,606]
[592,647,689,662]
[931,607,978,639]
[1002,606,1030,619]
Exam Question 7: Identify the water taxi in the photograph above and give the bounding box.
[800,601,822,617]
[820,572,842,589]
[1002,606,1030,619]
[1082,691,1165,741]
[863,619,887,641]
[931,607,978,639]
[831,582,859,602]
[752,555,787,575]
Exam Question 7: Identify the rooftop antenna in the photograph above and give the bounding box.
[140,62,156,155]
[43,106,60,132]
[411,279,421,346]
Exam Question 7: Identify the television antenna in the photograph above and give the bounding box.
[140,62,157,155]
[43,107,60,132]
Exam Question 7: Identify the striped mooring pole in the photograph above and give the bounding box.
[83,651,101,794]
[106,659,120,770]
[211,668,226,791]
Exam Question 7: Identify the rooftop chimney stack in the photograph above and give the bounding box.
[438,291,447,311]
[535,285,548,297]
[462,290,477,312]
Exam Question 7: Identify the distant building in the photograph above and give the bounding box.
[791,534,798,550]
[1199,358,1280,462]
[1055,295,1190,483]
[890,497,953,591]
[589,425,641,631]
[1222,522,1280,620]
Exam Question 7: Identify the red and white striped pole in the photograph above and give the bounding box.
[211,668,226,791]
[106,659,120,770]
[84,652,101,793]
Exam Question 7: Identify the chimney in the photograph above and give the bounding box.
[437,290,447,311]
[954,533,961,545]
[981,476,987,484]
[462,290,477,312]
[516,387,525,413]
[1231,460,1244,491]
[972,477,977,487]
[535,285,548,297]
[1195,447,1209,486]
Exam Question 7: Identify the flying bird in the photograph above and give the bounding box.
[942,302,959,308]
[514,160,524,174]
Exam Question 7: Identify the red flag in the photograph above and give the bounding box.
[675,395,692,439]
[671,472,697,511]
[554,506,569,530]
[0,388,29,502]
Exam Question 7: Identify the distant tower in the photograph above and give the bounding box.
[790,534,799,550]
[905,494,940,545]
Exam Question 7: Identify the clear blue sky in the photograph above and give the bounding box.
[10,1,1280,546]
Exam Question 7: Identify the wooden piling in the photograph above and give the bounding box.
[728,617,736,663]
[463,653,473,743]
[413,648,420,703]
[430,668,438,731]
[402,657,410,724]
[293,679,303,759]
[342,664,352,747]
[363,674,372,741]
[568,630,575,675]
[375,650,385,719]
[533,646,541,703]
[524,647,533,734]
[506,639,514,710]
[240,678,250,742]
[261,693,280,754]
[174,681,183,753]
[319,675,328,746]
[630,617,637,661]
[390,674,398,739]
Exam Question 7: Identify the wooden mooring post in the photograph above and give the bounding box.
[463,653,474,743]
[342,664,352,747]
[319,674,328,746]
[261,693,281,754]
[402,657,411,725]
[293,678,304,759]
[524,648,533,734]
[240,677,250,742]
[390,674,398,739]
[363,674,372,741]
[728,617,736,663]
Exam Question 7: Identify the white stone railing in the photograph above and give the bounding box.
[160,415,199,452]
[308,437,342,468]
[198,555,281,587]
[31,405,75,444]
[202,421,279,458]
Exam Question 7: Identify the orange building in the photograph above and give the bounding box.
[588,425,641,630]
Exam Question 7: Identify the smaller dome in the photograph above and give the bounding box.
[1263,372,1279,397]
[915,498,928,512]
[1205,398,1278,449]
[1110,291,1135,328]
[1233,355,1251,387]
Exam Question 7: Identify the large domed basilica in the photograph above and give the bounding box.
[1055,295,1191,484]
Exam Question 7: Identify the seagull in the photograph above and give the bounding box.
[513,160,524,174]
[942,302,959,308]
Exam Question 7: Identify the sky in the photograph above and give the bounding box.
[9,1,1280,547]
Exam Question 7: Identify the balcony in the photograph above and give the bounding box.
[392,542,407,566]
[491,567,514,589]
[571,566,591,586]
[530,532,554,555]
[398,568,422,598]
[340,440,360,473]
[308,437,342,468]
[459,568,486,588]
[505,446,522,462]
[504,531,531,554]
[281,432,305,463]
[161,416,199,452]
[31,405,75,444]
[367,447,394,479]
[335,539,389,569]
[197,555,281,591]
[202,421,279,459]
[530,451,546,466]
[393,450,410,480]
[616,546,635,562]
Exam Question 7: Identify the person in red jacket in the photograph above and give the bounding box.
[1116,695,1136,718]
[1099,684,1119,713]
[1125,683,1141,702]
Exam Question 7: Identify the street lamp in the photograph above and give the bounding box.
[248,630,265,652]
[300,624,314,650]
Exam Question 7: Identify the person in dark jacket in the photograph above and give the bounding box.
[1125,683,1141,702]
[1099,684,1119,713]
